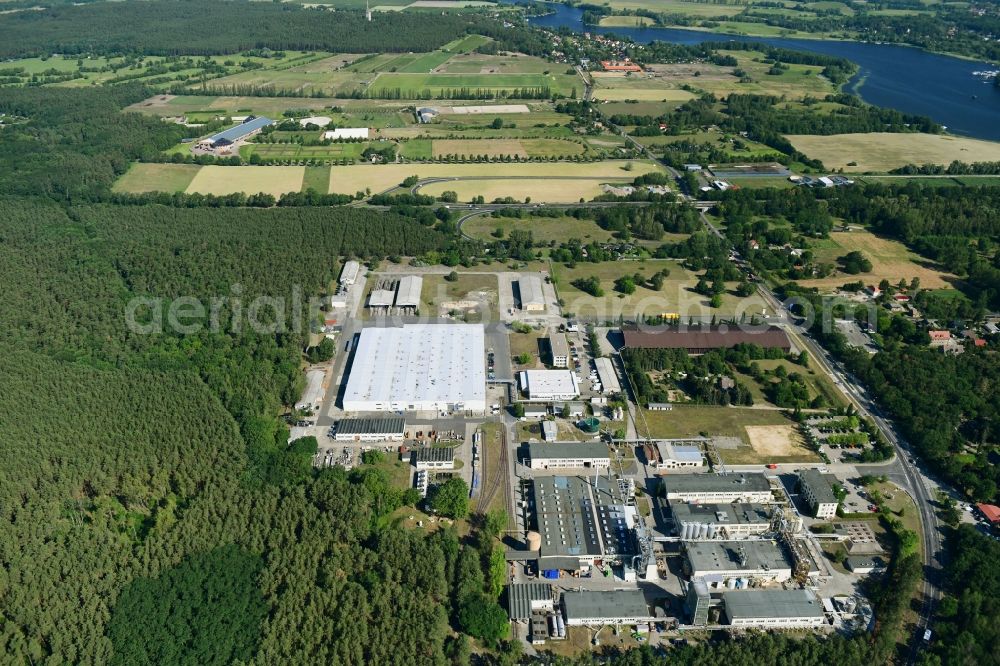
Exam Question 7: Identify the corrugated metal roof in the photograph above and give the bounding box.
[414,446,454,463]
[206,116,273,145]
[507,583,554,621]
[395,275,423,308]
[335,416,405,435]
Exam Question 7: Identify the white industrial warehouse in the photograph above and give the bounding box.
[519,370,580,400]
[342,324,486,413]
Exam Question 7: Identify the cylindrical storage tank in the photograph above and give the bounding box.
[549,615,557,636]
[708,524,718,539]
[526,531,542,551]
[556,614,566,638]
[727,578,737,589]
[699,523,709,539]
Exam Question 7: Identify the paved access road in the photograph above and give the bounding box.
[696,210,944,664]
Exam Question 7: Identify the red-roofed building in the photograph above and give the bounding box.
[976,503,1000,525]
[600,60,643,73]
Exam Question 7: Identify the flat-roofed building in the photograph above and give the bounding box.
[562,590,653,626]
[524,404,550,419]
[722,589,824,628]
[531,475,633,571]
[519,275,546,312]
[527,442,611,470]
[507,583,555,622]
[672,503,771,540]
[339,260,361,286]
[798,469,841,519]
[295,368,326,411]
[333,416,405,442]
[395,275,423,308]
[654,442,705,470]
[594,357,622,395]
[323,127,370,140]
[413,446,455,470]
[549,334,570,368]
[519,370,580,401]
[663,473,774,504]
[541,420,558,441]
[623,324,791,355]
[845,555,887,574]
[342,324,486,413]
[685,539,792,584]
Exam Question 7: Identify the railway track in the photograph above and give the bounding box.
[479,424,507,512]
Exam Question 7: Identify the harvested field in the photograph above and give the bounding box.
[745,425,809,458]
[439,104,530,114]
[807,230,956,290]
[786,132,1000,172]
[185,166,305,197]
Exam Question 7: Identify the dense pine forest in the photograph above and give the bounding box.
[0,0,484,57]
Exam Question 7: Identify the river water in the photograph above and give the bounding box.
[516,2,1000,141]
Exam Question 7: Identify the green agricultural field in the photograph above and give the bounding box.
[185,166,306,197]
[112,163,201,194]
[608,0,744,16]
[462,214,616,244]
[438,53,561,75]
[551,259,770,320]
[399,139,434,159]
[369,72,581,98]
[301,166,331,193]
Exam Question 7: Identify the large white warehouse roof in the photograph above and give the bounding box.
[343,324,486,412]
